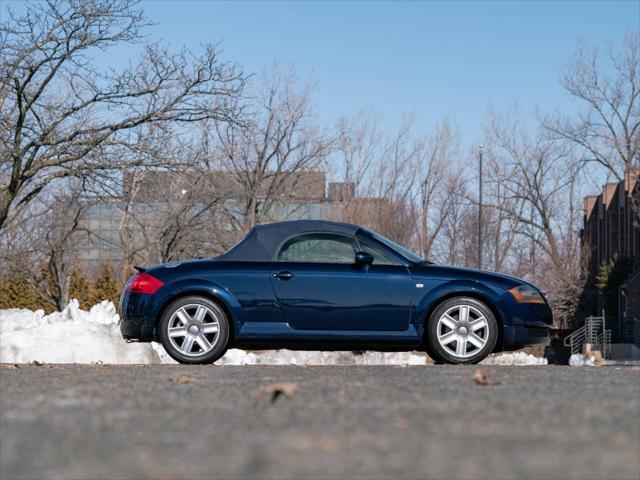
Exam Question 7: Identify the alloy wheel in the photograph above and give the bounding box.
[436,304,490,359]
[167,303,221,357]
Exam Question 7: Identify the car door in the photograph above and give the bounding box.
[269,232,412,331]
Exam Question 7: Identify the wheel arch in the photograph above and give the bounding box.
[149,280,245,343]
[419,284,507,351]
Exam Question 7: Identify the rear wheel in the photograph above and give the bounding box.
[425,297,498,364]
[158,296,229,364]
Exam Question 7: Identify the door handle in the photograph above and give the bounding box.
[272,271,294,280]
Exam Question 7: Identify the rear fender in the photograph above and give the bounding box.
[148,278,246,337]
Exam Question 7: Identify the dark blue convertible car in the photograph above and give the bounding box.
[120,220,552,364]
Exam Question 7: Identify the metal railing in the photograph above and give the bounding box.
[564,312,611,358]
[597,330,612,359]
[564,326,586,355]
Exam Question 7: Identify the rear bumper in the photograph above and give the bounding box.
[120,315,155,341]
[119,291,156,341]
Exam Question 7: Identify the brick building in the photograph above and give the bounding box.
[581,169,640,342]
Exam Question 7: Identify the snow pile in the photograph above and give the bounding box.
[569,353,596,366]
[0,300,160,364]
[480,351,548,366]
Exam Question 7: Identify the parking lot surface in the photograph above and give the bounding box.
[1,364,639,479]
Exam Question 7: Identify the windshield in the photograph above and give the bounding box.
[369,231,426,264]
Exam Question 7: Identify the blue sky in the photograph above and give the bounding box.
[138,0,638,147]
[3,0,638,149]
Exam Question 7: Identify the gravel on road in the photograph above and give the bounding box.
[1,364,639,480]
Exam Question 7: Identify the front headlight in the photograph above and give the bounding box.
[508,285,545,304]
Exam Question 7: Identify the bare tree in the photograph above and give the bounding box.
[333,116,421,246]
[487,109,586,327]
[79,127,233,272]
[0,0,245,231]
[435,177,471,266]
[334,115,467,255]
[416,120,460,259]
[212,67,332,242]
[81,126,185,271]
[138,166,230,264]
[462,146,529,273]
[0,184,91,309]
[334,109,382,191]
[545,31,639,179]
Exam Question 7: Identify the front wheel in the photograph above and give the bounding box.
[425,297,498,364]
[158,296,230,364]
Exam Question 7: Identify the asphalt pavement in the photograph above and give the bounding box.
[1,364,639,480]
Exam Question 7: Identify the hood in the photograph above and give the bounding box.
[412,263,538,290]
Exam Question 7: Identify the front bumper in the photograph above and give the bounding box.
[501,293,553,348]
[503,321,551,348]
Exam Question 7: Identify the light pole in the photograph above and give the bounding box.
[478,144,483,270]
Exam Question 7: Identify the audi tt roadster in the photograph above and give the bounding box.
[120,220,552,364]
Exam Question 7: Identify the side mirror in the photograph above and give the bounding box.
[355,251,374,266]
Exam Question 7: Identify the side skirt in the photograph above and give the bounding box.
[234,322,423,351]
[232,340,423,352]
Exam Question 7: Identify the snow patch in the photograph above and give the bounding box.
[217,349,429,365]
[569,353,596,366]
[480,351,548,366]
[0,300,160,364]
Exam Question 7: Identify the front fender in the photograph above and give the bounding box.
[414,279,512,337]
[148,278,247,338]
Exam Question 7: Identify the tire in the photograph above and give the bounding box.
[158,296,230,364]
[425,297,498,365]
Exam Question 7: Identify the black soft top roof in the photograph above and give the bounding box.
[216,220,361,262]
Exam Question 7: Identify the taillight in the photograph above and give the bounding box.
[127,272,164,295]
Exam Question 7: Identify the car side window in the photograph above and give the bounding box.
[356,237,402,266]
[277,233,358,263]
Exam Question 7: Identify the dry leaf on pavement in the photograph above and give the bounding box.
[260,382,298,403]
[171,375,197,384]
[392,418,410,429]
[473,369,502,386]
